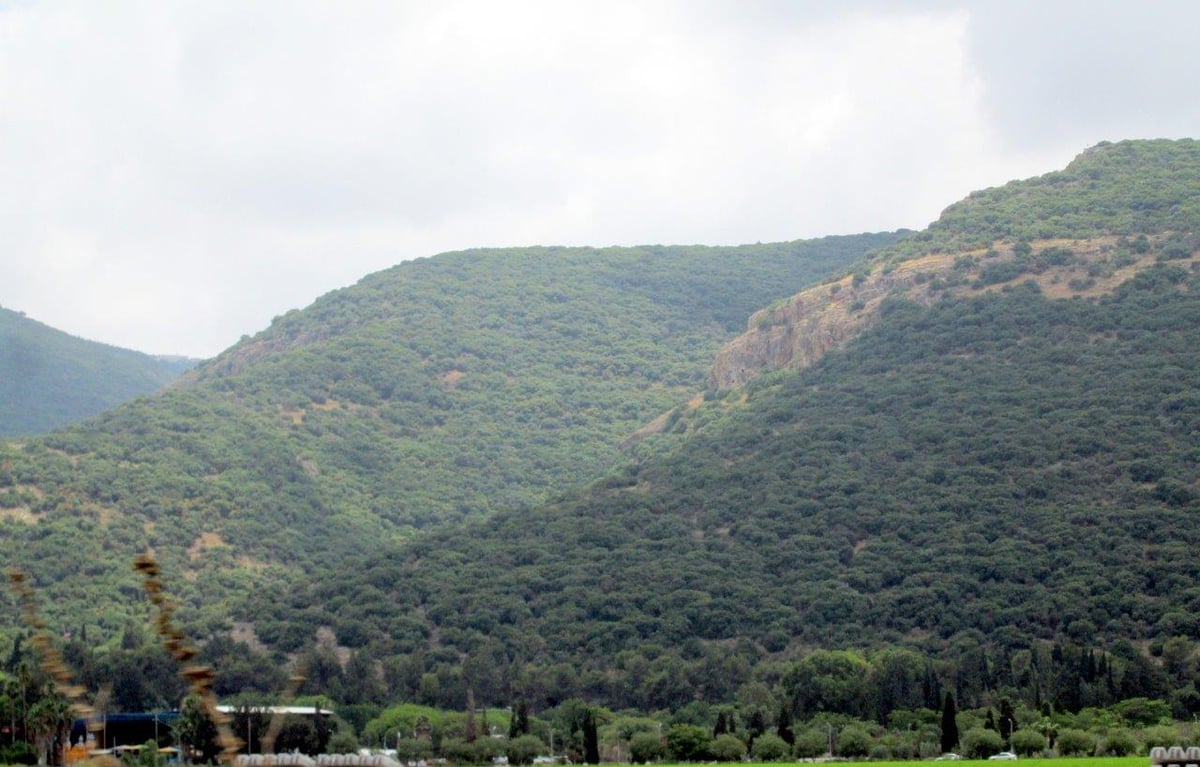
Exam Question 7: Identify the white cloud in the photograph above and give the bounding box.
[0,1,1195,357]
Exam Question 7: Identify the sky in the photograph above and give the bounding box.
[2,1,1199,358]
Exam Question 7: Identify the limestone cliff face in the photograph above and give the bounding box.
[709,253,957,388]
[710,236,1170,389]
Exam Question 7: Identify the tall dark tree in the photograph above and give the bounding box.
[465,689,478,743]
[747,710,766,748]
[713,711,728,737]
[582,709,599,765]
[509,698,530,738]
[775,701,794,745]
[998,698,1016,743]
[940,692,959,754]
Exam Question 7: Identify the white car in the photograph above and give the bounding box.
[988,752,1017,760]
[935,754,962,761]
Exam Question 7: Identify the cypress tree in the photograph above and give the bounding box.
[940,692,959,754]
[998,698,1016,743]
[465,689,478,743]
[776,701,794,745]
[713,711,728,736]
[509,698,530,738]
[583,709,600,765]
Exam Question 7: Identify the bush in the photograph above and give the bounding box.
[629,732,667,763]
[1099,728,1139,756]
[793,727,829,758]
[0,742,37,765]
[709,734,746,762]
[326,731,359,754]
[1009,728,1046,757]
[962,727,1004,759]
[506,734,545,765]
[440,738,475,764]
[396,738,433,762]
[1141,724,1183,749]
[666,724,712,761]
[836,725,872,758]
[749,733,791,762]
[1055,728,1096,756]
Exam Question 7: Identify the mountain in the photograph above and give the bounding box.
[246,139,1200,712]
[0,236,892,636]
[0,306,194,437]
[5,139,1200,723]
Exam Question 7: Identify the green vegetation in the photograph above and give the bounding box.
[5,139,1200,765]
[0,235,890,637]
[0,306,193,437]
[258,262,1200,714]
[888,139,1200,259]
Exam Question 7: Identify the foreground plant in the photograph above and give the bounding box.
[134,551,241,764]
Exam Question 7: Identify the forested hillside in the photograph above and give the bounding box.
[0,306,192,437]
[0,236,890,635]
[5,140,1200,746]
[244,140,1200,716]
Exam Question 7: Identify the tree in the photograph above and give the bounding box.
[940,692,958,754]
[509,698,530,738]
[176,694,219,764]
[1054,728,1095,756]
[961,728,1003,759]
[464,689,478,743]
[709,733,745,762]
[836,725,872,758]
[749,732,790,762]
[774,700,794,745]
[1009,728,1046,757]
[27,694,71,766]
[997,698,1016,743]
[582,709,599,765]
[506,734,544,765]
[629,732,666,763]
[666,724,711,761]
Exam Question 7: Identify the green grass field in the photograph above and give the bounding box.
[653,760,1145,767]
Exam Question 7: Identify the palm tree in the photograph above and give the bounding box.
[28,692,72,766]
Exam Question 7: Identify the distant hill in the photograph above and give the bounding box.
[247,139,1200,712]
[0,235,892,636]
[0,307,194,437]
[6,139,1200,722]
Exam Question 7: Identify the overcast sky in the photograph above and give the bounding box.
[3,1,1198,358]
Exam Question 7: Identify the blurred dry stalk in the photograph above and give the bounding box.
[7,568,101,736]
[134,551,242,764]
[261,667,308,758]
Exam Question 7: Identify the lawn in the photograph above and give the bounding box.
[653,760,1145,767]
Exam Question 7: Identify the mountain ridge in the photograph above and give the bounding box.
[711,139,1200,387]
[0,306,196,437]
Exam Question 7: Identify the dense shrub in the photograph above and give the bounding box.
[836,725,873,758]
[793,727,830,758]
[962,727,1004,759]
[1055,728,1096,756]
[506,735,544,765]
[1009,728,1047,756]
[749,733,791,761]
[629,732,667,763]
[709,734,746,762]
[1099,728,1140,756]
[666,724,712,761]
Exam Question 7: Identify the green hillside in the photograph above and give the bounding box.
[0,307,193,437]
[5,139,1200,730]
[244,140,1200,714]
[0,236,890,636]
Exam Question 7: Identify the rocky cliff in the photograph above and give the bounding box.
[710,235,1187,389]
